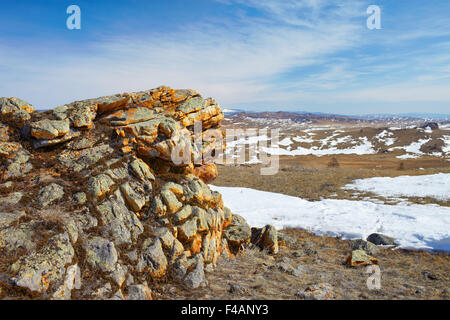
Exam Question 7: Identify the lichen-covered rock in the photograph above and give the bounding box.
[129,157,155,182]
[52,264,81,300]
[136,238,168,277]
[0,124,10,141]
[120,182,146,212]
[32,129,81,149]
[73,192,87,205]
[85,237,118,272]
[126,284,152,300]
[349,239,379,255]
[0,142,20,158]
[271,257,305,277]
[0,222,36,252]
[0,192,23,207]
[0,97,33,125]
[173,205,192,223]
[224,214,251,253]
[88,174,115,198]
[346,250,378,267]
[71,105,95,128]
[161,189,183,214]
[251,225,278,254]
[31,119,70,140]
[183,255,208,289]
[9,233,74,293]
[193,163,218,183]
[96,196,144,240]
[37,183,64,207]
[104,219,132,246]
[110,264,128,287]
[1,146,33,180]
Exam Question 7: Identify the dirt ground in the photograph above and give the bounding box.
[156,228,450,300]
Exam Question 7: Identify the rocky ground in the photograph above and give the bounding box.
[159,227,450,300]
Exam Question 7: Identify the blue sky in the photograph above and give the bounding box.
[1,0,449,114]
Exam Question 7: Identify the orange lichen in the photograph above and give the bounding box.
[122,138,130,146]
[121,146,133,154]
[193,163,218,183]
[97,96,131,114]
[190,234,203,255]
[222,214,233,229]
[115,128,126,137]
[40,271,53,291]
[0,142,20,158]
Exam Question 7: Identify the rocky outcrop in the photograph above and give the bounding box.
[0,86,233,300]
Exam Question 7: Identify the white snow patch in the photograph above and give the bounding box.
[404,138,431,154]
[292,136,314,144]
[329,136,354,147]
[442,135,450,154]
[391,138,431,158]
[278,137,293,147]
[375,130,396,146]
[343,174,450,201]
[262,136,375,156]
[375,130,393,139]
[396,154,419,159]
[211,186,450,251]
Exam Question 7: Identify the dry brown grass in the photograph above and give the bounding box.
[38,209,70,225]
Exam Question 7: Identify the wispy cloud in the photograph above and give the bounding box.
[0,0,364,109]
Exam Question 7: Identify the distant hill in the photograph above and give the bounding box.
[224,109,450,122]
[358,113,450,120]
